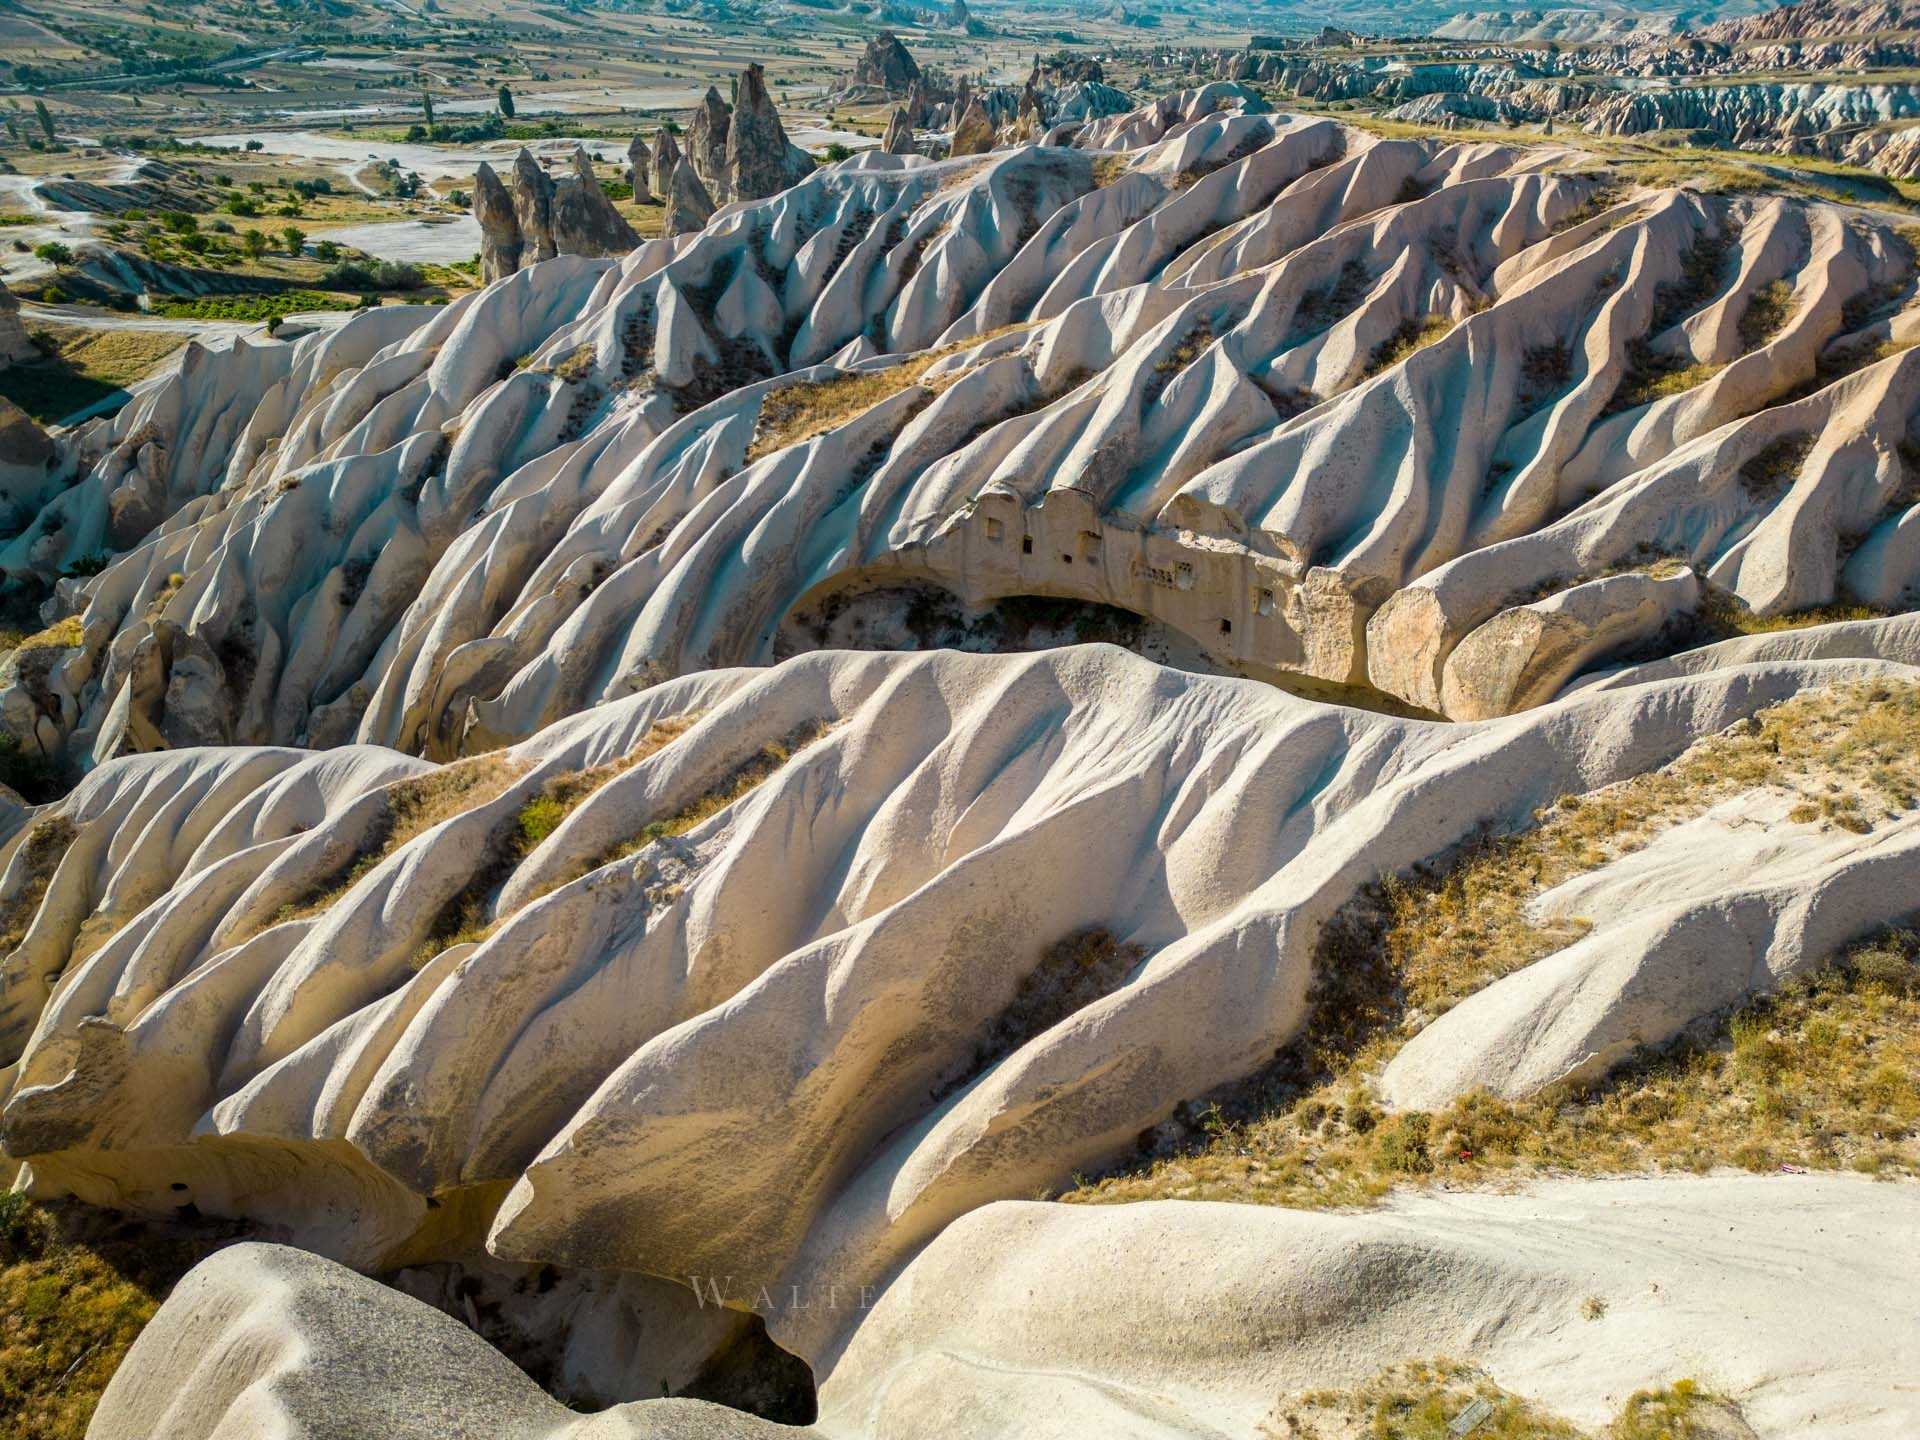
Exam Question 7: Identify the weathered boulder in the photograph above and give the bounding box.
[949,96,995,156]
[88,1244,795,1440]
[882,106,916,155]
[854,31,920,93]
[1438,567,1703,721]
[725,64,815,203]
[472,160,523,284]
[688,86,733,205]
[665,156,716,237]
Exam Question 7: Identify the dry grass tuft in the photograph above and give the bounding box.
[1365,315,1455,377]
[1606,349,1724,414]
[1736,433,1813,502]
[749,360,941,464]
[742,326,1039,464]
[1292,260,1371,341]
[12,619,82,657]
[1696,586,1880,640]
[1267,1358,1584,1439]
[0,817,76,957]
[600,719,832,866]
[1066,681,1920,1210]
[142,574,185,624]
[1144,321,1215,405]
[270,754,531,928]
[1263,1361,1736,1439]
[491,716,824,932]
[1608,1380,1737,1440]
[745,324,1033,463]
[933,929,1143,1104]
[512,717,697,854]
[1738,278,1795,353]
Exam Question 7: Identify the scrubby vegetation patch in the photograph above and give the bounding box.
[1067,681,1920,1208]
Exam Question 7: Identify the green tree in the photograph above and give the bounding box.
[281,225,306,256]
[421,84,434,129]
[498,83,515,119]
[32,240,71,266]
[32,99,53,145]
[241,228,267,258]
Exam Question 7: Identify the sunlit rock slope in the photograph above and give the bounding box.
[12,86,1920,770]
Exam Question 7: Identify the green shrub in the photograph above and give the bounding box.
[318,257,422,291]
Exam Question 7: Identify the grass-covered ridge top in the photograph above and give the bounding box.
[267,753,533,931]
[1067,678,1920,1209]
[0,1193,247,1440]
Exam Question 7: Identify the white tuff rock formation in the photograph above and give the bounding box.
[4,643,1918,1400]
[14,87,1920,775]
[0,78,1917,1440]
[475,147,638,283]
[89,1176,1920,1436]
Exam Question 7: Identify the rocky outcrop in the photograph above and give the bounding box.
[89,1244,790,1440]
[0,280,35,371]
[664,156,715,236]
[948,96,995,156]
[650,127,685,202]
[551,147,639,255]
[512,149,558,267]
[687,86,733,205]
[725,63,815,203]
[15,643,1920,1425]
[13,81,1920,1440]
[627,133,654,203]
[881,107,916,156]
[31,158,206,217]
[1701,0,1920,44]
[473,147,637,282]
[853,31,921,93]
[1579,80,1920,143]
[902,78,931,126]
[472,161,523,284]
[1433,8,1677,42]
[18,89,1920,775]
[0,396,54,525]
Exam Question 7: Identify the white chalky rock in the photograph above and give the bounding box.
[19,101,1920,763]
[1,645,1916,1392]
[93,1174,1920,1438]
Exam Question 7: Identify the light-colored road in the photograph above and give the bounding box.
[0,176,95,287]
